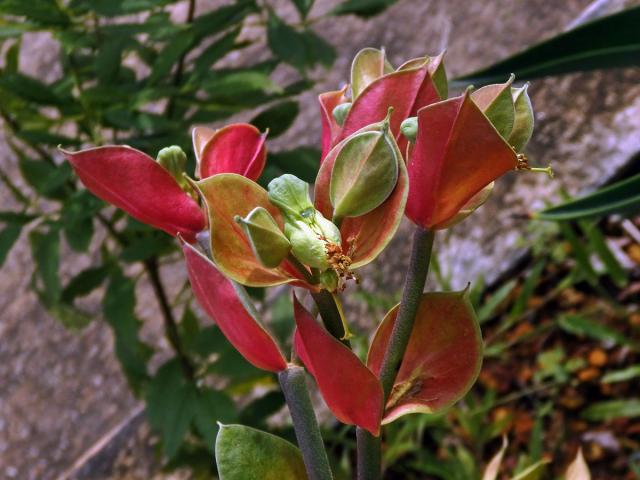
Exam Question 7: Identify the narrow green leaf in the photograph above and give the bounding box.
[557,314,637,349]
[582,399,640,422]
[536,173,640,221]
[215,424,308,480]
[29,228,61,305]
[61,266,109,303]
[457,6,640,84]
[48,302,93,330]
[477,279,517,323]
[558,222,599,286]
[578,220,627,287]
[192,388,237,452]
[291,0,314,19]
[0,222,21,268]
[331,0,397,17]
[148,31,195,84]
[18,157,71,198]
[146,359,196,458]
[251,101,299,138]
[602,365,640,384]
[103,268,151,393]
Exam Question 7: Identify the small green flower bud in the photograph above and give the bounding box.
[157,146,188,188]
[267,174,314,221]
[330,111,399,222]
[332,102,352,127]
[267,174,342,270]
[508,84,534,152]
[400,117,418,143]
[235,207,290,268]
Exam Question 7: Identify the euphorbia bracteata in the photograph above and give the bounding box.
[195,113,408,292]
[64,123,266,242]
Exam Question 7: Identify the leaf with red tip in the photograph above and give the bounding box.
[314,126,408,268]
[293,296,383,436]
[319,86,348,160]
[367,291,482,424]
[198,123,267,181]
[64,146,205,242]
[182,241,287,372]
[196,173,309,288]
[405,93,517,230]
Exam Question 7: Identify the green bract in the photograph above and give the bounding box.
[330,116,399,221]
[215,424,308,480]
[156,145,188,189]
[470,75,515,139]
[508,84,535,151]
[235,207,291,268]
[268,174,341,270]
[350,47,394,99]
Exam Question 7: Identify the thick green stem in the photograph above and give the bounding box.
[356,428,381,480]
[279,366,334,480]
[356,227,435,480]
[379,227,434,397]
[311,290,350,346]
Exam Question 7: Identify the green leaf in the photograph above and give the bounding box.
[557,314,637,349]
[477,279,517,324]
[146,359,196,459]
[558,222,599,286]
[95,36,128,84]
[238,391,286,430]
[536,173,640,221]
[291,0,314,19]
[260,147,320,186]
[582,399,640,422]
[148,31,195,85]
[602,365,640,384]
[578,220,627,288]
[119,234,176,263]
[18,157,71,199]
[192,388,237,452]
[61,266,109,303]
[267,12,334,72]
[0,211,36,224]
[331,0,397,17]
[191,0,257,39]
[103,268,151,393]
[29,228,61,305]
[48,302,93,330]
[215,424,308,480]
[0,0,70,26]
[191,27,241,79]
[251,101,299,138]
[62,191,101,252]
[68,0,175,17]
[0,222,21,268]
[457,6,640,84]
[0,73,71,105]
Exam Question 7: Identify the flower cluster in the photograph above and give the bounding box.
[66,47,538,438]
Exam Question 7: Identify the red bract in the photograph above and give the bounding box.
[195,173,315,289]
[182,241,287,372]
[64,146,205,243]
[367,291,482,424]
[293,295,383,436]
[192,123,267,181]
[405,92,518,230]
[319,54,444,161]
